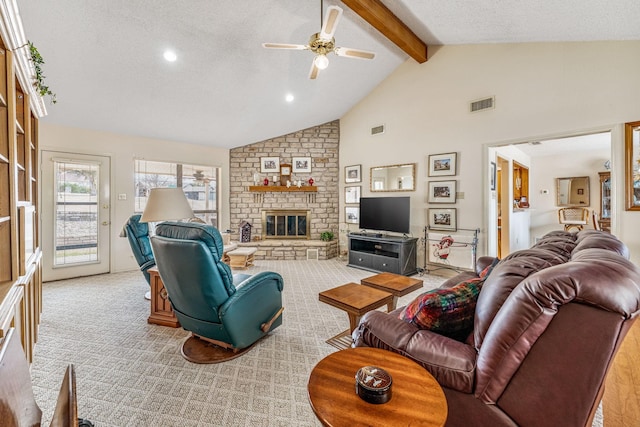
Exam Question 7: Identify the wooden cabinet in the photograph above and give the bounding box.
[147,267,180,328]
[599,172,611,232]
[513,161,529,208]
[0,26,44,364]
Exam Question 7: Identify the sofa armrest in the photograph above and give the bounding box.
[353,310,477,393]
[476,256,498,276]
[219,272,284,348]
[353,310,419,351]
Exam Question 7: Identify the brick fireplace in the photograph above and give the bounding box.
[229,120,339,260]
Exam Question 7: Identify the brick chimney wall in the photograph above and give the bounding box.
[229,120,340,244]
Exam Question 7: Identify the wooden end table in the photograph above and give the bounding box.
[319,283,393,349]
[147,267,180,328]
[361,272,423,311]
[308,347,448,427]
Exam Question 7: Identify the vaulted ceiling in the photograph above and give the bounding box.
[17,0,640,149]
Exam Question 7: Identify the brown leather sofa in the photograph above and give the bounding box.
[353,230,640,427]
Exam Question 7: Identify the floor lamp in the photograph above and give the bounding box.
[139,188,194,299]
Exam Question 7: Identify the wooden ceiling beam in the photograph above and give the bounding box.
[341,0,428,63]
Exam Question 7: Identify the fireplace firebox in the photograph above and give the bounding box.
[262,210,310,239]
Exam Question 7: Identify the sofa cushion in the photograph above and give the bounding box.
[399,278,483,340]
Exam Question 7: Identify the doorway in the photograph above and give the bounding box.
[488,130,612,257]
[41,151,111,281]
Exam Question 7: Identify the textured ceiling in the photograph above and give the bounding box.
[17,0,640,149]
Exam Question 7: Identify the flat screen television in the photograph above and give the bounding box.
[359,196,410,234]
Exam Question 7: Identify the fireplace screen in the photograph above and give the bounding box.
[262,210,310,239]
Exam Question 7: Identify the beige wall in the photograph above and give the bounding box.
[38,123,230,273]
[529,146,611,242]
[339,41,640,264]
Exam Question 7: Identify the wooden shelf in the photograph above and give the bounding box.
[249,185,318,192]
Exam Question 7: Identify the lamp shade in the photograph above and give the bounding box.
[140,188,194,223]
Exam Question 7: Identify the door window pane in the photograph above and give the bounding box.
[54,161,99,265]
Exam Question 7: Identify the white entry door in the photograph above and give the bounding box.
[41,151,111,281]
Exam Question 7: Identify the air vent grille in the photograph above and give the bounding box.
[371,124,385,135]
[470,97,495,113]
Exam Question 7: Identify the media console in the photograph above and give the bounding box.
[347,233,418,276]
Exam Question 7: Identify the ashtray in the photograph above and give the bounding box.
[355,366,392,404]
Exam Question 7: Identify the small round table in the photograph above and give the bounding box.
[308,347,448,427]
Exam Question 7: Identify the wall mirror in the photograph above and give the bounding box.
[370,163,416,192]
[625,120,640,210]
[556,176,590,206]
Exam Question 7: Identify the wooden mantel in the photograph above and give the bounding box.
[248,185,318,192]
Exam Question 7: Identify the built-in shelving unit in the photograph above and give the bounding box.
[0,8,45,365]
[513,161,529,208]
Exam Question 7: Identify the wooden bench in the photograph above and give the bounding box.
[227,247,257,269]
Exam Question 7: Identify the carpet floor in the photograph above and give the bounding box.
[31,260,444,426]
[30,259,603,426]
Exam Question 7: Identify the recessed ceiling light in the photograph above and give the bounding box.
[285,93,294,103]
[163,50,177,62]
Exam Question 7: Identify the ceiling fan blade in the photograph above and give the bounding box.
[262,43,307,50]
[309,62,320,80]
[319,5,342,40]
[334,46,376,60]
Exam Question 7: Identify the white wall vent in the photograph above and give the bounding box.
[371,124,385,135]
[470,96,495,113]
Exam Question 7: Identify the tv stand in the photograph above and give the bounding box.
[348,233,417,276]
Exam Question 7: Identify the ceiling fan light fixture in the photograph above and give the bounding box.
[314,54,329,70]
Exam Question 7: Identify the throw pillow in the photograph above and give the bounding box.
[398,277,483,340]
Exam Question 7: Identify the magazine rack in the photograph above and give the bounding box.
[421,226,479,274]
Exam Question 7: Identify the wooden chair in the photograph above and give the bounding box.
[558,207,589,232]
[0,328,90,427]
[592,210,602,231]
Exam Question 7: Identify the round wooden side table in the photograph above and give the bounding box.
[308,347,448,426]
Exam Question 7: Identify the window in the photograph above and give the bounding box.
[134,160,219,227]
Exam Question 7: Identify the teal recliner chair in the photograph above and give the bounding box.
[122,214,155,288]
[150,222,284,361]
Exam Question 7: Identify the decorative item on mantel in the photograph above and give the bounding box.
[239,221,253,243]
[297,180,302,188]
[263,177,269,186]
[308,177,315,186]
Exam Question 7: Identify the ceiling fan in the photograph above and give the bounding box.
[262,2,375,79]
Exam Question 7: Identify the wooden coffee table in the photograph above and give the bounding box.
[308,347,448,426]
[319,283,393,349]
[361,272,423,311]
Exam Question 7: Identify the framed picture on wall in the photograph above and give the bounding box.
[292,157,312,173]
[345,186,361,204]
[345,206,360,224]
[428,180,457,203]
[260,157,280,173]
[428,208,457,231]
[345,164,362,183]
[428,152,457,177]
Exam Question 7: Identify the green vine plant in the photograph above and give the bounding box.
[27,41,56,104]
